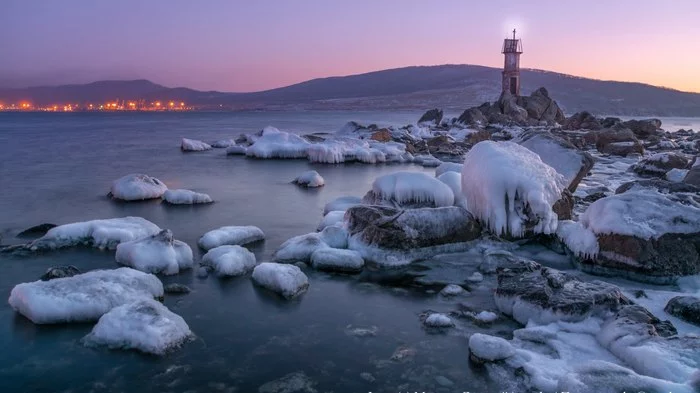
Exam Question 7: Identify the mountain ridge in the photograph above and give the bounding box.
[2,64,700,116]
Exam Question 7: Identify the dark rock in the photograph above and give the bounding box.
[632,153,689,176]
[516,130,595,193]
[301,134,325,143]
[499,91,528,123]
[41,265,81,281]
[622,119,662,139]
[346,205,482,250]
[600,117,622,128]
[464,129,492,146]
[369,128,392,142]
[164,283,192,294]
[17,223,57,238]
[516,87,566,124]
[552,189,574,220]
[457,107,487,126]
[563,111,602,130]
[583,191,607,203]
[616,179,700,195]
[664,296,700,326]
[594,127,644,156]
[417,108,443,126]
[426,135,467,157]
[614,304,678,337]
[633,289,648,299]
[495,259,632,323]
[684,164,700,186]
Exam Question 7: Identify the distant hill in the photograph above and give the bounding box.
[2,65,700,116]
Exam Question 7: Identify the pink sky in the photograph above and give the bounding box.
[2,0,699,92]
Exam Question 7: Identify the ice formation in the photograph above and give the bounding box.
[162,189,213,204]
[30,217,161,250]
[201,245,257,277]
[556,220,599,259]
[316,211,345,231]
[211,139,236,148]
[8,267,164,324]
[293,170,325,188]
[110,174,168,201]
[225,145,247,155]
[437,171,467,209]
[439,284,465,297]
[323,196,361,215]
[272,233,329,263]
[369,171,455,207]
[666,168,689,182]
[83,299,191,355]
[580,190,700,240]
[475,311,498,323]
[181,138,212,152]
[435,162,464,177]
[245,128,310,159]
[319,225,349,249]
[468,333,515,361]
[424,313,454,327]
[309,248,364,273]
[251,262,309,299]
[198,225,265,250]
[461,141,566,237]
[115,230,194,275]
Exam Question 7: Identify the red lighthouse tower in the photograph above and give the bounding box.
[502,29,523,96]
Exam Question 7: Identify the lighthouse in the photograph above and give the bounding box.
[502,29,523,96]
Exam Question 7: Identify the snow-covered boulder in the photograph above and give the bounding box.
[362,171,455,208]
[272,233,329,263]
[83,299,191,355]
[8,267,164,324]
[346,205,481,250]
[468,333,515,363]
[246,128,310,159]
[211,139,236,148]
[30,217,161,250]
[578,189,700,283]
[434,162,463,177]
[555,220,599,259]
[201,245,257,277]
[251,262,309,299]
[515,130,594,192]
[293,170,324,188]
[110,174,168,201]
[558,361,696,393]
[424,313,454,328]
[181,138,212,152]
[664,296,700,326]
[163,189,213,205]
[115,230,193,275]
[225,145,247,155]
[494,259,631,324]
[323,196,361,215]
[437,171,467,209]
[319,225,348,249]
[198,226,265,250]
[439,284,465,297]
[310,248,364,273]
[461,141,567,237]
[316,211,344,231]
[632,152,689,177]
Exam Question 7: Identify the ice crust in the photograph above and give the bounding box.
[198,226,265,250]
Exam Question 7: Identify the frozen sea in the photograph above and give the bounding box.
[0,111,697,393]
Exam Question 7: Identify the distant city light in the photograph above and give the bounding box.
[0,99,190,112]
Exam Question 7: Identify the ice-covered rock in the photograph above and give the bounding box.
[437,171,467,209]
[461,141,567,237]
[632,152,689,176]
[319,225,348,249]
[251,262,309,299]
[475,311,498,323]
[258,371,317,393]
[439,284,465,297]
[555,220,599,259]
[424,313,454,328]
[198,225,265,250]
[316,211,344,231]
[323,196,361,215]
[162,189,213,204]
[515,130,594,192]
[468,333,515,362]
[434,162,463,177]
[346,205,481,250]
[115,229,193,275]
[181,138,212,152]
[30,217,161,250]
[494,259,631,324]
[558,361,696,393]
[664,296,700,326]
[578,189,700,282]
[40,265,80,281]
[164,283,191,294]
[667,168,690,182]
[225,145,247,155]
[293,170,324,188]
[310,248,364,273]
[201,245,257,277]
[246,128,310,159]
[110,174,168,201]
[83,299,191,355]
[8,267,164,324]
[272,233,329,263]
[362,171,454,208]
[211,139,236,148]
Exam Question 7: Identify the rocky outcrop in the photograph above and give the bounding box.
[664,296,700,326]
[615,179,700,195]
[417,108,443,126]
[515,130,595,193]
[516,87,566,124]
[622,119,662,139]
[455,87,565,127]
[631,153,689,176]
[40,265,81,281]
[426,135,468,157]
[495,258,632,324]
[369,128,392,142]
[563,111,602,130]
[345,205,482,250]
[590,126,644,156]
[457,107,487,126]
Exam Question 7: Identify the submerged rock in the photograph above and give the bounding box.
[423,313,454,328]
[258,371,317,393]
[664,296,700,326]
[110,174,168,201]
[17,223,57,239]
[181,138,212,152]
[293,170,325,188]
[346,205,481,250]
[40,265,80,281]
[164,283,191,294]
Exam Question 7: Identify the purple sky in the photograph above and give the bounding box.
[2,0,700,92]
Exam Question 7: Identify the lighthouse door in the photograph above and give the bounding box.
[510,77,517,94]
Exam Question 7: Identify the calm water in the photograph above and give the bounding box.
[0,112,505,393]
